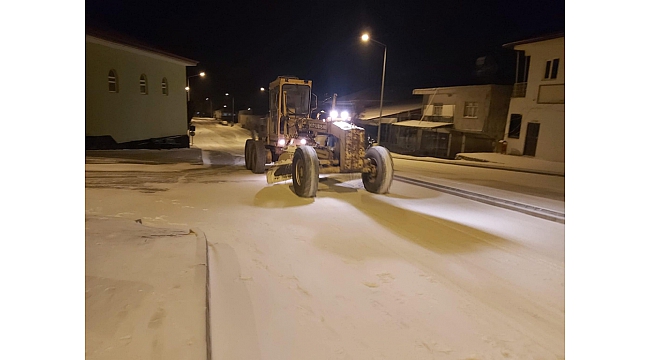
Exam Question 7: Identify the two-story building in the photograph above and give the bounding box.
[86,28,198,149]
[384,84,511,158]
[503,33,564,162]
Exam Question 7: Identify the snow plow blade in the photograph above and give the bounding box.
[265,161,293,184]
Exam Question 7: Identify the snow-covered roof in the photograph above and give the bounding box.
[412,84,498,95]
[86,27,198,66]
[502,32,564,48]
[391,121,453,128]
[358,102,421,121]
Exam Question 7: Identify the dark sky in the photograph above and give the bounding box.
[86,0,564,113]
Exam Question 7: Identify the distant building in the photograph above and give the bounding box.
[387,84,512,158]
[502,33,564,162]
[86,28,198,149]
[355,101,422,142]
[213,109,237,121]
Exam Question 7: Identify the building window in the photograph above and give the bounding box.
[463,102,478,118]
[433,103,443,116]
[161,78,168,95]
[544,58,560,80]
[507,114,522,138]
[108,69,118,93]
[139,74,148,94]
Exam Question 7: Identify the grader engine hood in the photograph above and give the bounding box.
[330,121,366,173]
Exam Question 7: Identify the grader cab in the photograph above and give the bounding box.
[244,76,393,197]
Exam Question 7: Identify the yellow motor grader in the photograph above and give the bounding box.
[245,76,393,197]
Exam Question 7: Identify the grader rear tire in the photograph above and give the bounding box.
[251,141,266,174]
[291,146,319,198]
[362,146,393,194]
[244,139,253,170]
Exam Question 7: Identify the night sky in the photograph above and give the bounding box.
[86,0,564,113]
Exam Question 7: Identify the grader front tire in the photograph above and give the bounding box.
[362,146,394,194]
[291,146,319,198]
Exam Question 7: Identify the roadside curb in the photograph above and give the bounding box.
[190,228,212,360]
[392,153,565,177]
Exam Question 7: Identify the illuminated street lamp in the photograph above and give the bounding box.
[186,71,205,101]
[361,33,387,145]
[260,87,265,91]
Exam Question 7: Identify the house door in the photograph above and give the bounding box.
[523,122,540,156]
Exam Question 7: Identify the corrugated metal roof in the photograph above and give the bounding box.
[392,121,453,128]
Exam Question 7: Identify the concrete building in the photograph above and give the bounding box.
[86,29,198,149]
[355,101,422,142]
[397,84,512,158]
[502,33,564,162]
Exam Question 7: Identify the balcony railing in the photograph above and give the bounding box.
[512,82,527,98]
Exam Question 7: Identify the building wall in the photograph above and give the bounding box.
[485,85,513,140]
[418,85,512,157]
[451,86,490,132]
[505,37,564,162]
[86,39,189,144]
[421,85,509,137]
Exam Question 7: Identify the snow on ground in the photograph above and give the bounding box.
[85,119,565,359]
[85,216,206,360]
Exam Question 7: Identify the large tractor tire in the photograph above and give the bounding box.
[292,146,319,198]
[362,146,394,194]
[251,141,266,174]
[244,139,253,170]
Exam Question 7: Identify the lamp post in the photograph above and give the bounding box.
[205,97,213,118]
[186,71,205,101]
[225,93,235,126]
[361,33,387,145]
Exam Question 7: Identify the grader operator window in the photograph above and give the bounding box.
[282,84,310,115]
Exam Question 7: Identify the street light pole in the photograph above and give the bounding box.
[186,72,205,102]
[378,45,387,145]
[226,93,235,126]
[361,34,387,145]
[206,97,213,118]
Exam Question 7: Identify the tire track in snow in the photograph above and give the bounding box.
[394,175,565,224]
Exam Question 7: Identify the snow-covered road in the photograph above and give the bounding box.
[85,119,565,359]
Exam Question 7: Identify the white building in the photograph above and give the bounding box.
[503,33,564,162]
[86,29,198,149]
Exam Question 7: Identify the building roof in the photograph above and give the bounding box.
[412,84,503,95]
[357,101,421,121]
[86,27,198,66]
[391,121,453,129]
[502,32,564,48]
[335,87,419,103]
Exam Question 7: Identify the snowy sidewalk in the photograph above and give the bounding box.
[85,216,208,360]
[393,152,565,176]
